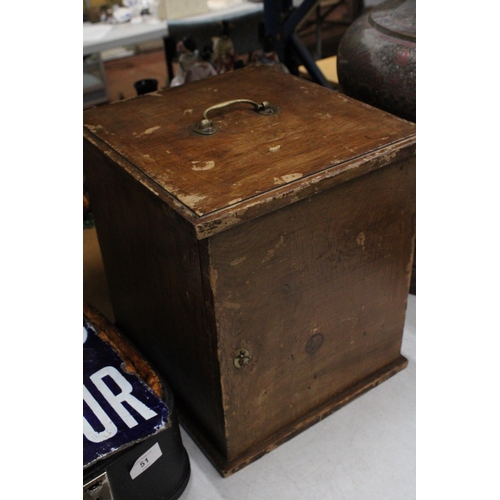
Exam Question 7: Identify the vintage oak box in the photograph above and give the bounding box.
[83,303,190,499]
[83,65,416,477]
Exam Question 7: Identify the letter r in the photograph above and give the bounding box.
[90,366,157,428]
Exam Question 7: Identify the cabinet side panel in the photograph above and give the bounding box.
[209,157,415,460]
[83,139,227,455]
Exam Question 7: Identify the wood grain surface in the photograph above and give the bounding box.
[84,65,415,238]
[207,156,415,461]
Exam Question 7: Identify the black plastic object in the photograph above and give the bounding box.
[134,78,159,95]
[83,304,190,500]
[83,383,190,500]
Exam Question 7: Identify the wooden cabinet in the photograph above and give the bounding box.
[83,66,416,476]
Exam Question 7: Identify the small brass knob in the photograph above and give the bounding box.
[234,349,252,369]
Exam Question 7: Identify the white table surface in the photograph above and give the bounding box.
[178,294,416,500]
[83,19,168,56]
[83,2,264,56]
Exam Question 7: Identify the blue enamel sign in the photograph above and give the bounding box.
[83,316,170,468]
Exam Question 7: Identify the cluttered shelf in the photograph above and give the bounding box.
[83,0,267,107]
[83,0,357,107]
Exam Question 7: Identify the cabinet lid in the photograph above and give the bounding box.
[83,66,415,239]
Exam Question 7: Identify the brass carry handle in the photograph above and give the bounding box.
[191,99,278,135]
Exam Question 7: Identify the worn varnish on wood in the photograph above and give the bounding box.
[83,65,416,477]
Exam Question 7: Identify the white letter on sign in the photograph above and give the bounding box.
[90,366,157,428]
[83,385,118,443]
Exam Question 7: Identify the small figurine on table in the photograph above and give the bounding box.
[249,34,289,73]
[212,21,235,74]
[170,36,199,87]
[99,4,114,22]
[185,45,218,83]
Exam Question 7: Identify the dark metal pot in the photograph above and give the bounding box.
[337,0,416,122]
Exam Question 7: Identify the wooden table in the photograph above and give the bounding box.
[83,20,168,108]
